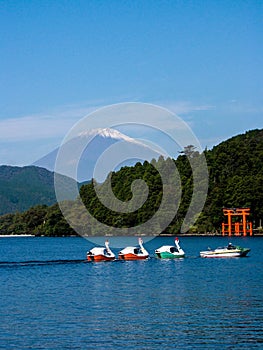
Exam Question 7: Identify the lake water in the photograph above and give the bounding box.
[0,236,262,349]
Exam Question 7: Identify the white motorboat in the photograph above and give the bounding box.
[200,242,250,258]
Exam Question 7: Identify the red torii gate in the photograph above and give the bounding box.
[222,208,253,236]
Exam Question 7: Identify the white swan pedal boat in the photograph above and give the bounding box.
[87,240,115,262]
[155,237,185,259]
[118,238,149,260]
[200,243,250,258]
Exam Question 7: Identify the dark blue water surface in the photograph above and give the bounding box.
[0,236,262,349]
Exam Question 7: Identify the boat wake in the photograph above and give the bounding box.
[0,259,86,268]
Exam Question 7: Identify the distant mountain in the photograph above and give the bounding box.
[33,128,161,182]
[0,165,77,215]
[0,128,160,216]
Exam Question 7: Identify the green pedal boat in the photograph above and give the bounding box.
[155,237,185,259]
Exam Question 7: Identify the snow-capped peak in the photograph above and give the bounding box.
[78,128,138,143]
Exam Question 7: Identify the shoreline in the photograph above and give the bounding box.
[0,234,34,238]
[1,233,262,238]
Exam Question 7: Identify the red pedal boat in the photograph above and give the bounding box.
[118,238,149,260]
[87,240,115,262]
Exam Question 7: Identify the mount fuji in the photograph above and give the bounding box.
[33,128,161,182]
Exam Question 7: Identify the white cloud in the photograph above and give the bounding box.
[0,100,214,142]
[0,106,97,142]
[161,101,214,115]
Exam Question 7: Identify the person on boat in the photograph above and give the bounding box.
[227,242,235,250]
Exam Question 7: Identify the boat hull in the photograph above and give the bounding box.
[118,253,149,260]
[155,251,185,259]
[87,254,115,262]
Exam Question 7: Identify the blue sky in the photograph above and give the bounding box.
[0,0,262,166]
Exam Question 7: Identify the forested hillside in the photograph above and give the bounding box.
[0,129,262,236]
[200,129,263,231]
[0,165,77,215]
[0,166,58,215]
